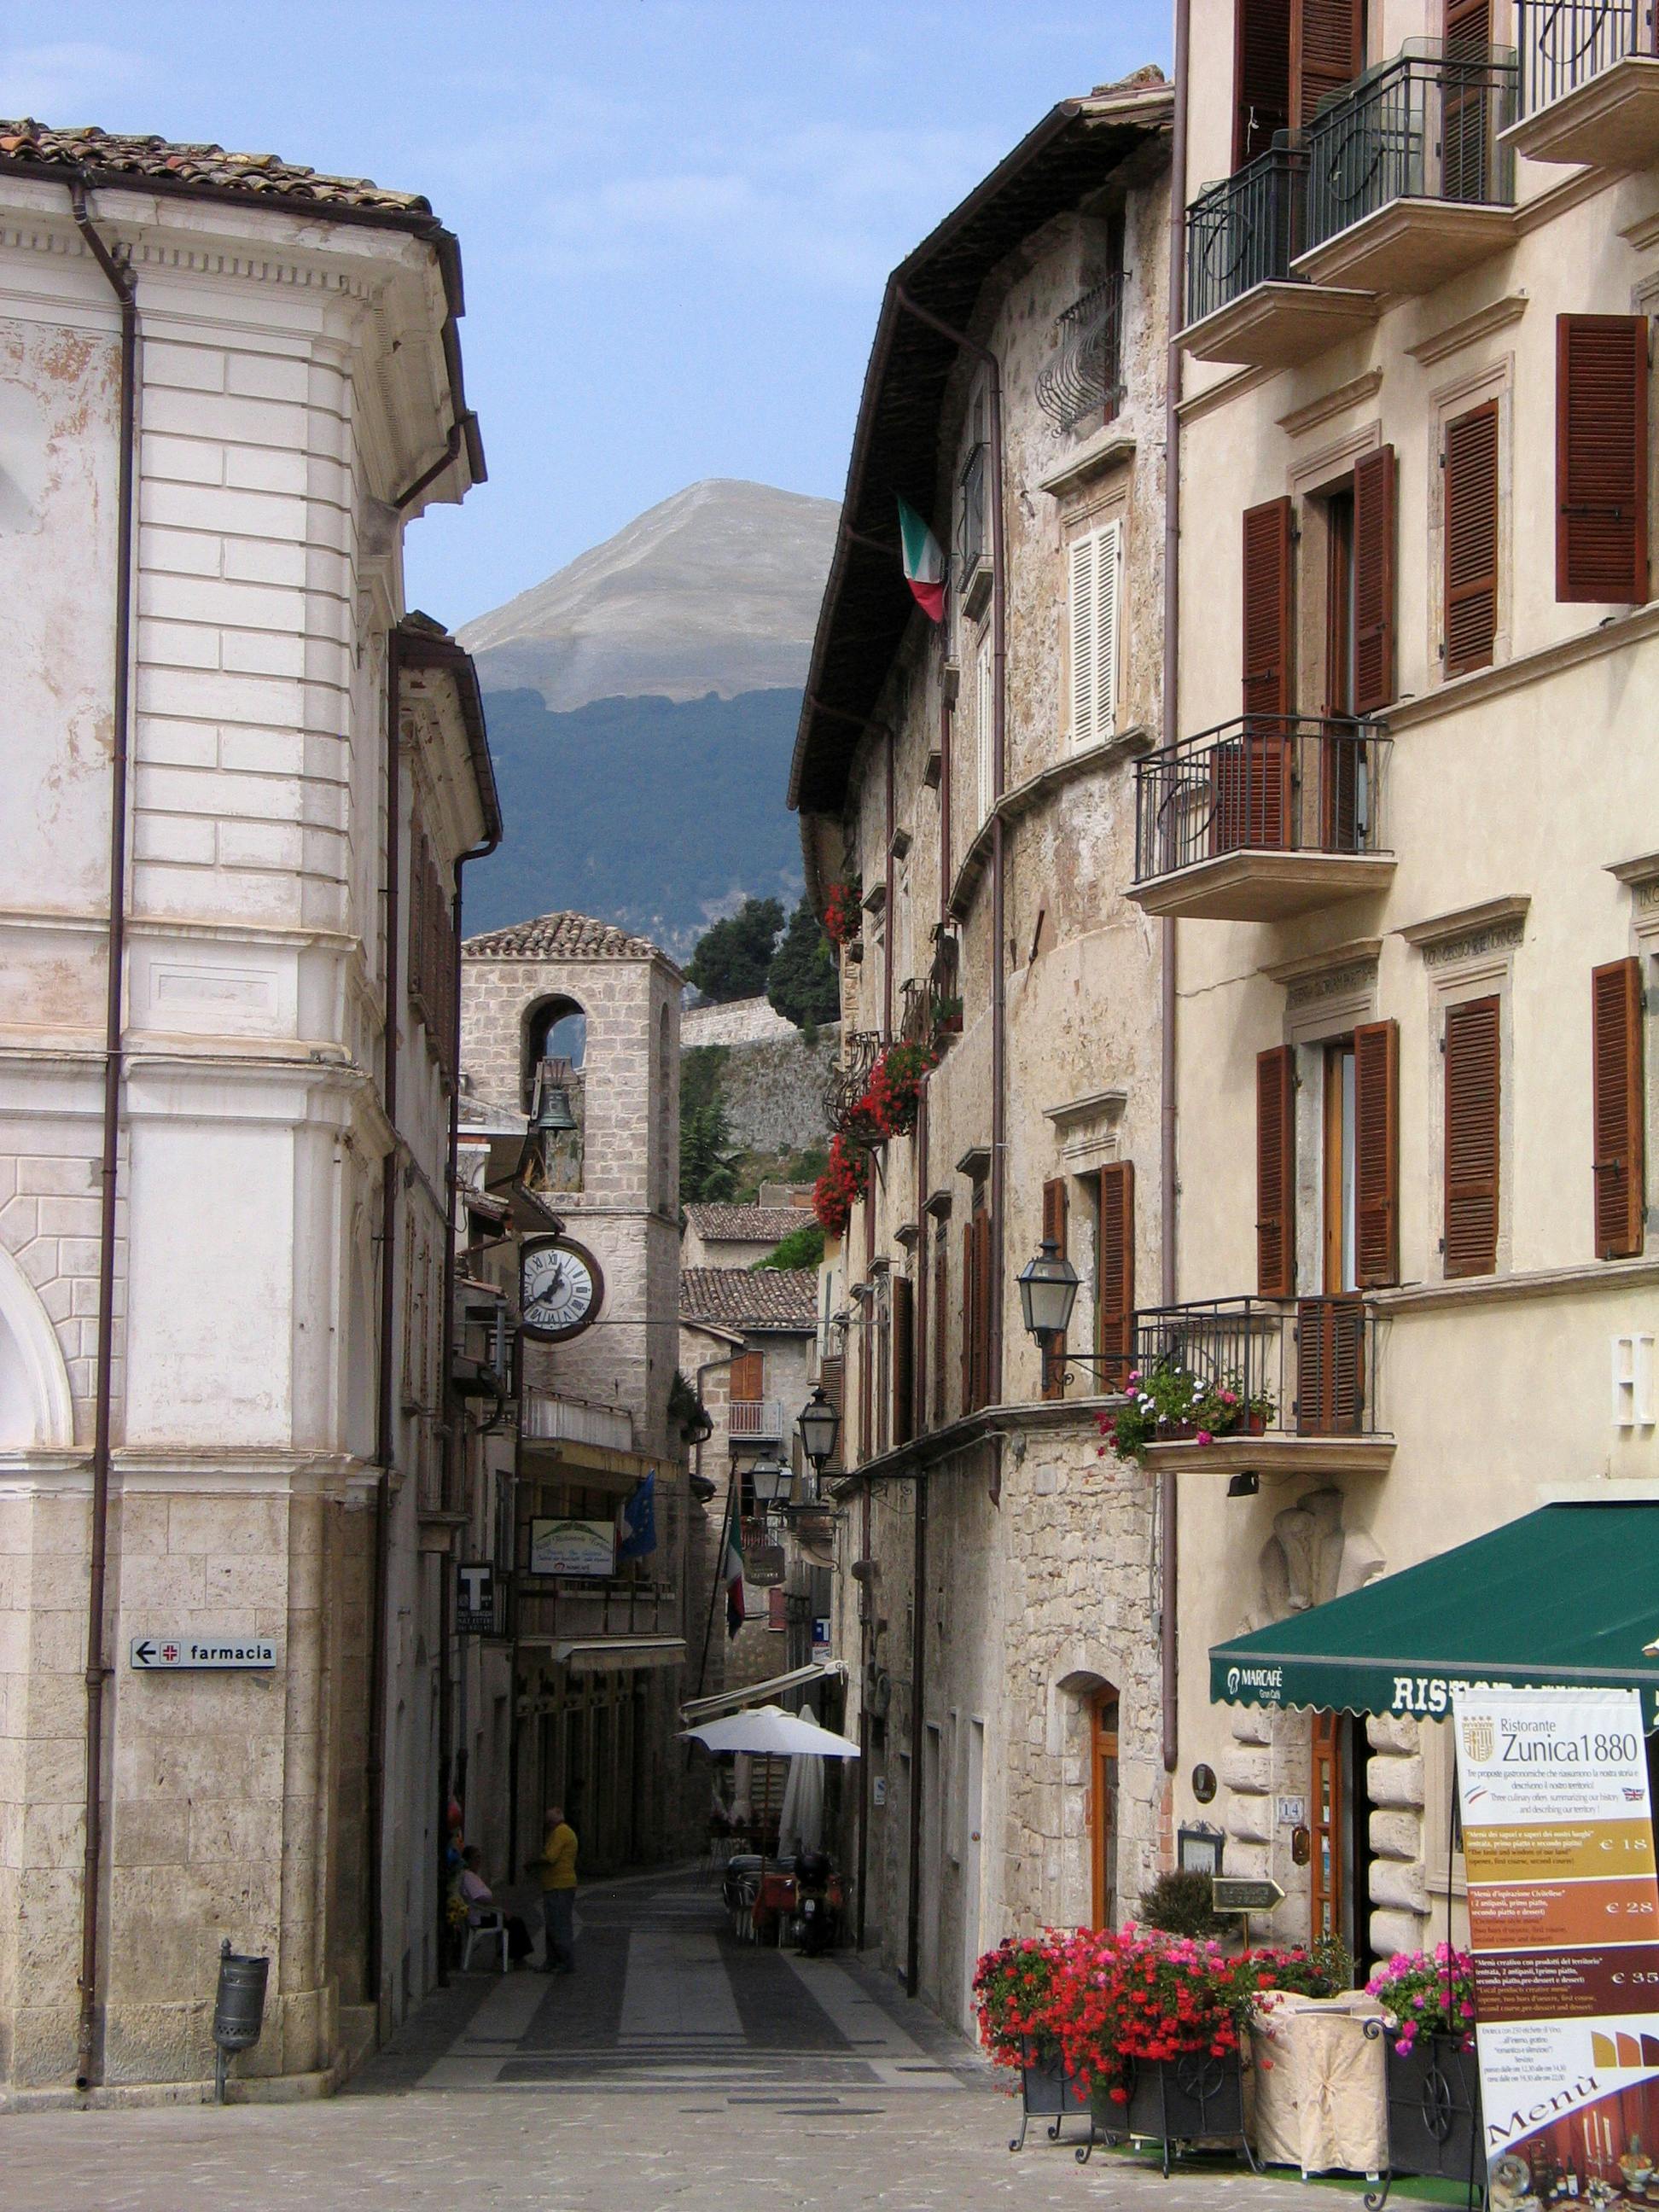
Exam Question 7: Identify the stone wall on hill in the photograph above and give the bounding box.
[690,1024,838,1158]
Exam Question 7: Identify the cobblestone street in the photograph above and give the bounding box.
[3,1869,1326,2212]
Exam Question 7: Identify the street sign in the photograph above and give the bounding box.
[1212,1875,1284,1914]
[456,1561,497,1635]
[130,1636,276,1671]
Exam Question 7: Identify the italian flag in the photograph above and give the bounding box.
[897,496,946,623]
[724,1514,746,1639]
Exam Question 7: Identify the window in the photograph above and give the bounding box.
[1319,1023,1399,1293]
[1592,958,1646,1260]
[1096,1162,1135,1387]
[1443,399,1499,677]
[1322,1039,1358,1295]
[1309,1710,1371,1959]
[891,1273,915,1446]
[1090,1689,1121,1930]
[875,1277,890,1457]
[961,1183,992,1412]
[1557,314,1650,606]
[1443,993,1501,1277]
[975,637,994,824]
[1351,445,1397,713]
[1233,0,1365,170]
[931,1225,949,1426]
[1068,519,1121,750]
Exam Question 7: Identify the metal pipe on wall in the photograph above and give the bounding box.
[69,177,137,2094]
[904,1083,930,2000]
[1161,0,1191,1779]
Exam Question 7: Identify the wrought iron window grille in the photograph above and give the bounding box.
[1036,272,1127,433]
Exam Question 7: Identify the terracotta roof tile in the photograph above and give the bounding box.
[684,1206,812,1245]
[680,1268,819,1330]
[0,117,429,217]
[463,911,671,964]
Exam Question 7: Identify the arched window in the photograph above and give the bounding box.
[522,994,586,1109]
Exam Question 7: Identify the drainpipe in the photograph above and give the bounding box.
[691,1351,743,1698]
[892,287,1006,1406]
[884,732,895,1039]
[69,178,137,2095]
[904,1084,929,1999]
[855,1468,872,1951]
[1160,0,1191,1780]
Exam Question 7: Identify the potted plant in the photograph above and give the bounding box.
[1365,1946,1481,2194]
[812,1133,868,1236]
[1097,1366,1276,1463]
[931,991,963,1037]
[824,876,862,950]
[974,1933,1095,2151]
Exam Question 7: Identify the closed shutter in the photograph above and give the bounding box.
[1243,497,1295,718]
[1069,521,1121,750]
[1294,0,1365,125]
[892,1274,916,1445]
[1444,995,1501,1278]
[1592,958,1646,1260]
[1235,0,1293,166]
[729,1349,764,1403]
[1353,1019,1400,1288]
[1444,400,1499,677]
[932,1240,948,1424]
[819,1354,845,1471]
[960,1219,975,1412]
[1256,1045,1298,1298]
[972,1202,993,1411]
[1297,1296,1365,1434]
[1557,316,1650,606]
[1040,1178,1068,1400]
[976,638,994,823]
[1097,1161,1136,1388]
[1353,445,1397,713]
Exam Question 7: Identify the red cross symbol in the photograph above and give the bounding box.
[162,1644,179,1662]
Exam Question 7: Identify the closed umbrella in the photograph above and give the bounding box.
[679,1703,860,1757]
[779,1700,827,1854]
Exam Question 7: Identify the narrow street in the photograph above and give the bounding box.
[4,1868,1315,2212]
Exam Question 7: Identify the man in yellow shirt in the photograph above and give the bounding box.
[528,1806,578,1973]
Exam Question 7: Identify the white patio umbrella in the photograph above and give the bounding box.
[679,1703,860,1758]
[779,1699,827,1853]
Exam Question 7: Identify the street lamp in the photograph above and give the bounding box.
[1017,1237,1080,1344]
[749,1456,793,1509]
[796,1386,841,1472]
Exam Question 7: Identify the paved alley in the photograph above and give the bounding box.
[1,1867,1325,2212]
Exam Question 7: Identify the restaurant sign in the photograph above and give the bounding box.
[1454,1687,1659,2191]
[529,1517,616,1579]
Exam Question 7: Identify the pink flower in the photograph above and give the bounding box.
[1220,1389,1237,1406]
[1196,1429,1214,1447]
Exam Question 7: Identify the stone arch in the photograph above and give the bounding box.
[0,1241,75,1450]
[521,992,588,1106]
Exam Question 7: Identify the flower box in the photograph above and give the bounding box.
[1009,2036,1094,2154]
[1372,2027,1482,2204]
[1091,2050,1254,2175]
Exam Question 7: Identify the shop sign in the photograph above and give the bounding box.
[529,1517,615,1578]
[456,1561,497,1634]
[1454,1687,1659,2190]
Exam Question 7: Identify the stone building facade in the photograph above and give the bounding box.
[789,73,1176,2032]
[0,123,492,2094]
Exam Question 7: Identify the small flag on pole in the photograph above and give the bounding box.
[897,496,946,623]
[616,1470,657,1563]
[724,1515,746,1638]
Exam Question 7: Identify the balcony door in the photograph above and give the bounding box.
[1235,0,1367,169]
[1310,1710,1370,1966]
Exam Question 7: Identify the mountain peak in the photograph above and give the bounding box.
[458,479,840,712]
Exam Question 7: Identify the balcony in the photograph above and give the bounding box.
[1184,144,1377,369]
[1131,1296,1393,1476]
[514,1576,682,1656]
[1508,0,1659,167]
[522,1389,634,1452]
[1129,715,1394,922]
[728,1397,785,1444]
[1294,44,1519,294]
[1036,273,1126,433]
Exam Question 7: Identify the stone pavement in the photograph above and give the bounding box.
[1,1866,1339,2212]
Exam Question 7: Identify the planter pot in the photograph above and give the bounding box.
[1007,2036,1092,2153]
[1367,2027,1482,2210]
[1090,2049,1255,2177]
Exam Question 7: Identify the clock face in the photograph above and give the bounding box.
[521,1238,602,1342]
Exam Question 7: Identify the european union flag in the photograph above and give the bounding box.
[617,1470,658,1562]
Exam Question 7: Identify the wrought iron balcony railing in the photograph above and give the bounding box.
[1133,714,1390,887]
[1036,272,1126,432]
[1304,41,1518,253]
[1185,143,1307,325]
[1132,1295,1382,1441]
[1517,0,1650,116]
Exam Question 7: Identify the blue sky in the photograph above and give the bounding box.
[3,3,1172,627]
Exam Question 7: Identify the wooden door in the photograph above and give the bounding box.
[1311,1710,1344,1941]
[1090,1690,1121,1930]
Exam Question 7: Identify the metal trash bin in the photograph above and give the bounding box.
[212,1937,269,2101]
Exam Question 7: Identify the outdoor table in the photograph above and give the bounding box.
[1250,1989,1387,2177]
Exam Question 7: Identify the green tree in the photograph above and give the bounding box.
[686,896,784,1004]
[765,894,841,1029]
[749,1219,825,1272]
[679,1094,740,1205]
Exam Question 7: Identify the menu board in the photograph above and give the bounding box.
[1454,1689,1659,2203]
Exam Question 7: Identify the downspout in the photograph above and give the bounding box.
[692,1351,742,1698]
[904,1083,929,1999]
[855,1467,871,1951]
[70,178,137,2095]
[884,731,895,1039]
[1161,0,1191,1779]
[892,287,1006,1408]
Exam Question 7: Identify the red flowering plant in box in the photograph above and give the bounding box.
[823,877,862,948]
[861,1039,939,1142]
[812,1132,868,1236]
[972,1932,1074,2069]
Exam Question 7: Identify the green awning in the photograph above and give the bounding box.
[1210,1504,1659,1728]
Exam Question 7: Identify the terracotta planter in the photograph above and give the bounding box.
[1008,2035,1093,2153]
[1090,2049,1255,2177]
[1371,2027,1482,2207]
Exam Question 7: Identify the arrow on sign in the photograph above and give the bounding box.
[132,1639,156,1667]
[1213,1876,1286,1913]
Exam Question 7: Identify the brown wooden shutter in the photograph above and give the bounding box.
[1293,0,1364,125]
[729,1349,764,1403]
[1444,400,1499,677]
[1444,995,1501,1278]
[1234,0,1293,166]
[1256,1045,1297,1298]
[1097,1161,1136,1388]
[1040,1178,1068,1400]
[1353,445,1397,713]
[1353,1019,1400,1288]
[931,1240,947,1424]
[1243,497,1295,718]
[891,1274,915,1445]
[1295,1297,1365,1435]
[973,1203,993,1411]
[1557,315,1650,606]
[960,1219,975,1413]
[1592,958,1646,1260]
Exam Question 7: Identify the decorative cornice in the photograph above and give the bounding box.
[1044,1086,1128,1130]
[1400,895,1529,966]
[1261,938,1383,987]
[1406,292,1528,368]
[1275,369,1383,438]
[1609,849,1659,888]
[1037,426,1138,498]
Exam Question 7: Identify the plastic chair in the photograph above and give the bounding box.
[462,1909,509,1973]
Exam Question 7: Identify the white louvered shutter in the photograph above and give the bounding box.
[1069,533,1097,748]
[1095,518,1120,737]
[1068,521,1120,748]
[977,637,994,822]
